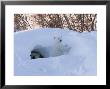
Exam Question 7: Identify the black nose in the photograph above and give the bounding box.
[60,39,62,42]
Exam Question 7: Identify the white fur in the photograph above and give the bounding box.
[51,36,63,57]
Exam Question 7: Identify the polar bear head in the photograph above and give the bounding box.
[53,36,62,43]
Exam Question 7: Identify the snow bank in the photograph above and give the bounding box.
[14,28,97,76]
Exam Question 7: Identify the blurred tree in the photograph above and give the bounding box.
[14,14,97,32]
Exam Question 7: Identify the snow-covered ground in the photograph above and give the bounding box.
[14,28,97,76]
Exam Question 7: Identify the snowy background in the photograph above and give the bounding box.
[14,28,97,76]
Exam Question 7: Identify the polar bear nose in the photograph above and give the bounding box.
[60,39,62,42]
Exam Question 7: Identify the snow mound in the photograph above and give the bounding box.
[14,28,97,76]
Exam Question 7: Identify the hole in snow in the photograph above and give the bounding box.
[30,42,71,59]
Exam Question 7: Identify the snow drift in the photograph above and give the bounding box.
[14,28,97,76]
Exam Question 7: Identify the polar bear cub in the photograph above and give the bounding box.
[51,36,64,57]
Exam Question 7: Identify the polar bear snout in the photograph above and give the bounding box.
[59,39,62,42]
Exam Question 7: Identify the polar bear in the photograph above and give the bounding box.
[51,36,64,57]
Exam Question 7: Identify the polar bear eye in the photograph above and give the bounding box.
[57,38,60,40]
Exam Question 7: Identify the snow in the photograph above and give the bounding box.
[14,28,97,76]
